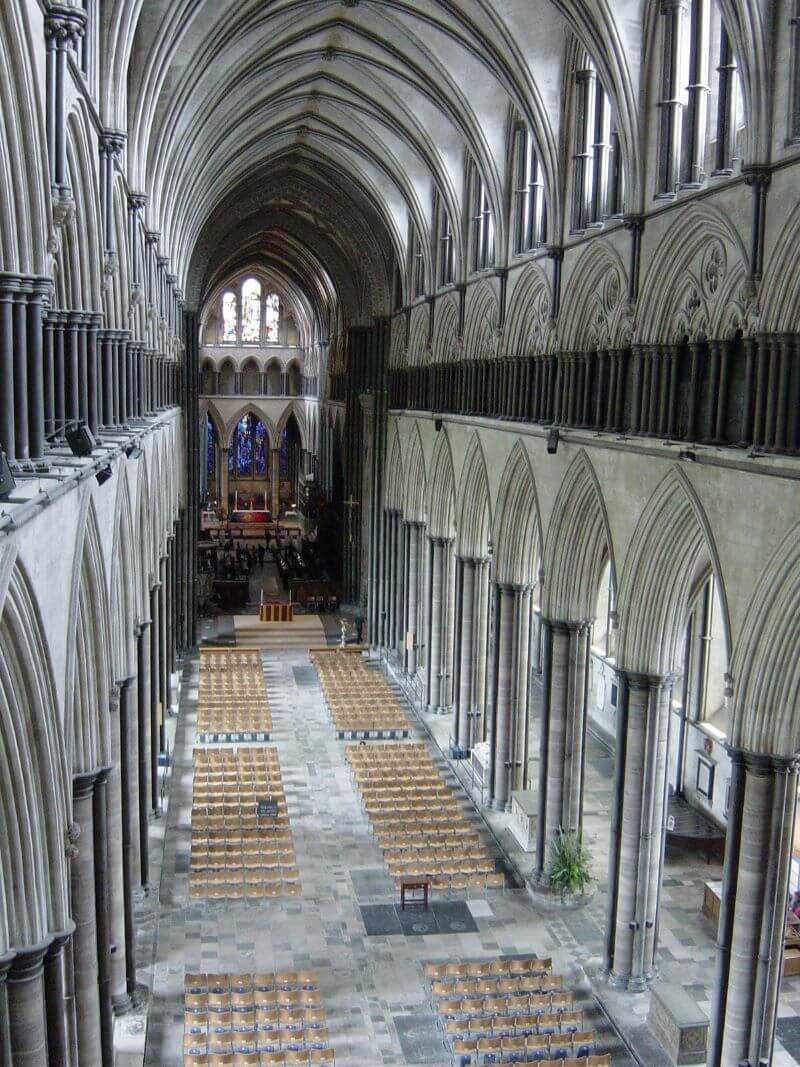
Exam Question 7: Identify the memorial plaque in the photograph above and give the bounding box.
[257,798,279,818]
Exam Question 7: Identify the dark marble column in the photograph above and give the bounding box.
[6,940,51,1066]
[71,771,104,1067]
[44,925,76,1067]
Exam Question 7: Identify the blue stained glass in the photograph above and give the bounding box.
[280,426,289,477]
[206,415,215,475]
[237,414,254,476]
[255,420,267,475]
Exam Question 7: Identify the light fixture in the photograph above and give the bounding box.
[125,443,143,459]
[0,450,16,501]
[66,421,96,457]
[546,427,559,455]
[96,464,113,486]
[678,449,697,462]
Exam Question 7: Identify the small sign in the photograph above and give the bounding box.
[667,815,675,831]
[257,798,279,818]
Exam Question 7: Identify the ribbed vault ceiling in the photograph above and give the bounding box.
[119,0,645,327]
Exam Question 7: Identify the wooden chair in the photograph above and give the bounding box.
[309,1050,335,1066]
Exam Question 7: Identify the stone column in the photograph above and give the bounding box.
[117,677,138,1005]
[488,583,531,810]
[534,619,591,881]
[71,771,104,1067]
[92,769,114,1066]
[6,941,50,1067]
[452,557,485,753]
[708,749,798,1067]
[106,687,129,1015]
[44,926,76,1067]
[150,581,162,815]
[604,672,672,989]
[425,536,453,712]
[136,621,152,886]
[271,447,281,518]
[402,521,422,675]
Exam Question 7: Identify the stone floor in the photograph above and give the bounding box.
[115,620,800,1066]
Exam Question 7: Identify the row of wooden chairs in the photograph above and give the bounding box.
[431,977,559,998]
[185,972,319,993]
[189,882,301,900]
[185,1030,330,1055]
[446,1009,579,1032]
[189,868,300,886]
[192,829,294,843]
[439,993,574,1019]
[185,997,322,1018]
[451,1046,609,1067]
[190,856,298,873]
[183,1046,335,1065]
[195,749,281,763]
[200,648,263,670]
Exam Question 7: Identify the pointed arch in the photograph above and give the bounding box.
[560,240,631,351]
[617,467,732,676]
[110,467,136,683]
[276,401,307,450]
[384,421,405,512]
[407,303,429,366]
[541,450,615,622]
[133,451,153,617]
[504,262,553,357]
[730,520,800,757]
[431,292,459,364]
[426,429,456,540]
[64,496,113,776]
[462,280,499,360]
[402,423,427,523]
[0,549,70,952]
[456,433,492,559]
[492,441,542,586]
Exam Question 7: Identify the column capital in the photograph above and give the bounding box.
[71,765,112,801]
[616,668,673,691]
[542,616,592,635]
[134,619,152,636]
[725,745,800,775]
[99,130,127,159]
[6,938,52,983]
[128,192,148,213]
[144,230,160,248]
[44,4,87,46]
[455,554,490,565]
[109,686,121,714]
[429,535,454,548]
[494,580,532,595]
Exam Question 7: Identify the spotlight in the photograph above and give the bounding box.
[96,464,113,486]
[0,450,16,501]
[66,421,96,457]
[125,443,143,459]
[679,449,697,462]
[546,427,559,455]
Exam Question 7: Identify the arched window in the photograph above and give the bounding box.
[265,293,280,342]
[571,58,622,230]
[228,413,268,478]
[206,415,217,475]
[513,124,547,253]
[434,192,455,287]
[656,0,745,195]
[241,278,262,343]
[222,291,238,342]
[409,226,425,298]
[468,160,494,272]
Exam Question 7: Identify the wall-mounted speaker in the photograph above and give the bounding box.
[96,464,113,486]
[0,451,15,500]
[434,418,443,432]
[546,427,560,455]
[66,422,96,457]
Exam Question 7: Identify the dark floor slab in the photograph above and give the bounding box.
[430,900,479,934]
[393,1012,449,1065]
[396,906,440,936]
[360,904,403,936]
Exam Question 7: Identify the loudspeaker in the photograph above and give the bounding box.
[546,427,560,455]
[95,464,113,486]
[434,418,443,432]
[0,450,15,500]
[66,422,96,457]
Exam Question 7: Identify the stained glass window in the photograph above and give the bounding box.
[280,425,289,476]
[255,419,267,476]
[206,415,215,475]
[241,278,261,343]
[222,291,237,342]
[265,293,280,342]
[230,413,268,478]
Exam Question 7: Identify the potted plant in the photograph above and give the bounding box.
[548,830,592,902]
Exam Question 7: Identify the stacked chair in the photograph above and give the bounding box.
[198,647,272,742]
[183,972,335,1066]
[425,958,610,1067]
[190,748,299,899]
[311,650,411,738]
[346,742,504,893]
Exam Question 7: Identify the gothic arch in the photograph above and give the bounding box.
[0,549,70,953]
[504,262,552,357]
[616,466,732,676]
[730,520,800,757]
[110,467,137,682]
[456,433,492,559]
[64,496,113,777]
[385,421,405,512]
[492,441,542,586]
[64,105,103,311]
[431,292,459,364]
[276,402,308,451]
[760,201,800,333]
[462,280,499,360]
[402,423,427,523]
[426,429,456,540]
[560,240,631,352]
[637,203,750,344]
[407,303,429,366]
[541,449,615,622]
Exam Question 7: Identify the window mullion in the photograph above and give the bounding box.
[572,65,596,230]
[713,25,736,172]
[658,0,689,195]
[681,0,711,187]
